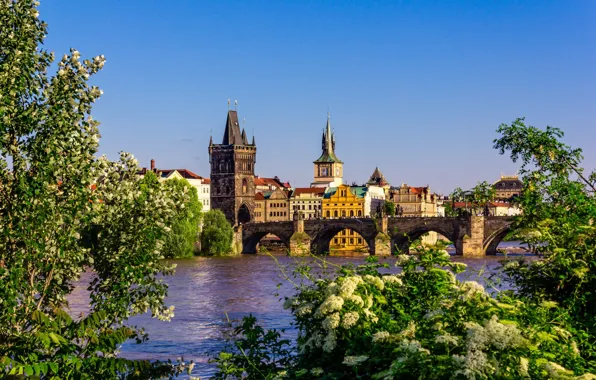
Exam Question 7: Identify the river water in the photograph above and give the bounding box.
[67,242,529,378]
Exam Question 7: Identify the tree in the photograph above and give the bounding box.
[0,1,190,377]
[383,200,396,216]
[494,117,596,363]
[161,177,202,258]
[200,210,234,255]
[449,182,496,216]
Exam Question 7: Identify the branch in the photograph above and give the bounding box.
[562,157,596,193]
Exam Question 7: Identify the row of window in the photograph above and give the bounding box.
[293,205,322,211]
[332,237,364,245]
[270,211,287,217]
[326,210,362,217]
[202,199,210,206]
[269,202,286,208]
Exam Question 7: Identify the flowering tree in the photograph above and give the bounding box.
[0,1,190,377]
[214,249,592,379]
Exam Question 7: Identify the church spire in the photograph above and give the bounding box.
[314,113,342,164]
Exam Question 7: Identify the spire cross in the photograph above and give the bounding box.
[227,99,230,110]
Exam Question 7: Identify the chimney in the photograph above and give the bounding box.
[150,159,155,171]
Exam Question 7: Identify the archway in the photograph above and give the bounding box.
[392,227,457,255]
[311,226,372,255]
[238,204,251,225]
[484,226,530,255]
[242,231,290,254]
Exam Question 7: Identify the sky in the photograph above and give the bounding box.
[39,0,595,194]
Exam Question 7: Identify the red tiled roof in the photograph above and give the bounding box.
[255,192,266,200]
[202,178,211,184]
[159,169,203,180]
[292,187,326,196]
[453,202,512,208]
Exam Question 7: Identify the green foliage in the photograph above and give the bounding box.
[494,117,596,366]
[215,248,592,378]
[450,182,497,216]
[383,201,396,216]
[211,315,295,379]
[162,178,203,258]
[200,209,234,256]
[0,1,191,377]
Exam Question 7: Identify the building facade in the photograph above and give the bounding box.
[311,115,343,188]
[493,175,523,200]
[323,185,367,252]
[390,185,438,217]
[290,187,325,220]
[209,109,257,226]
[138,160,211,211]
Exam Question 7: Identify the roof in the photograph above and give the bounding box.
[367,167,389,186]
[292,187,326,196]
[159,169,203,180]
[254,176,290,189]
[493,176,523,190]
[255,192,266,200]
[323,186,367,199]
[216,110,254,146]
[453,201,512,208]
[202,178,211,184]
[314,116,343,163]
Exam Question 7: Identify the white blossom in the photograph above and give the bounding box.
[372,331,391,343]
[435,333,459,346]
[322,312,340,330]
[343,355,368,366]
[341,311,359,329]
[382,275,403,285]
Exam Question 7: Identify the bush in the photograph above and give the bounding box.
[200,210,234,255]
[163,178,203,258]
[215,247,593,379]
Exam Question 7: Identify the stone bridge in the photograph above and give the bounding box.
[237,215,513,256]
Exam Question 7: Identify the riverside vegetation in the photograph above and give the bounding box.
[212,119,596,379]
[3,2,596,379]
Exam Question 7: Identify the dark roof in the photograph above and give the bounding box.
[222,110,244,145]
[493,176,523,190]
[158,169,203,179]
[367,167,389,186]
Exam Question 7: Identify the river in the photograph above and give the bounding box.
[67,241,529,378]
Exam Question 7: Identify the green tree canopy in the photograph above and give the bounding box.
[0,1,191,377]
[161,177,202,258]
[200,209,234,256]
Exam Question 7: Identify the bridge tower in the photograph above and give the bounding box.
[311,113,343,188]
[209,108,256,226]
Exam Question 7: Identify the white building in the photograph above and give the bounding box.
[139,160,211,211]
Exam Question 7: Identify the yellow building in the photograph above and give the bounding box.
[323,185,368,252]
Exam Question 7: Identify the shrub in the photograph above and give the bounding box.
[200,210,234,255]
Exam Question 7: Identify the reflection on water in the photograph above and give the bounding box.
[67,241,531,378]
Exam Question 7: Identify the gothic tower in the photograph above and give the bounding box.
[311,114,343,188]
[209,109,256,226]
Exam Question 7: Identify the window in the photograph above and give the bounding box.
[341,210,346,217]
[342,238,346,244]
[350,210,354,217]
[326,211,330,218]
[358,210,362,216]
[350,238,354,244]
[358,238,362,244]
[334,210,338,217]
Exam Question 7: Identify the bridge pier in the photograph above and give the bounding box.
[371,216,391,255]
[289,212,311,255]
[461,216,485,257]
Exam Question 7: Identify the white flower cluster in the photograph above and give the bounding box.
[382,275,403,285]
[395,254,412,266]
[341,311,359,329]
[363,274,384,290]
[372,331,391,343]
[435,332,459,346]
[342,355,368,366]
[322,312,340,330]
[460,281,487,300]
[315,295,344,317]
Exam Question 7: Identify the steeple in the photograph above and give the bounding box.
[314,113,342,163]
[251,135,255,146]
[222,110,244,145]
[241,128,248,144]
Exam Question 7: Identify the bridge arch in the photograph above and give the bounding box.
[483,226,512,255]
[391,226,458,255]
[241,221,294,254]
[310,224,375,255]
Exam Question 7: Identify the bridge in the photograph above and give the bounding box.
[236,215,513,256]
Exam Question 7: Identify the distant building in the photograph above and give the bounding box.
[209,109,256,225]
[364,167,388,216]
[323,184,367,252]
[138,159,211,211]
[453,201,522,216]
[255,176,291,192]
[493,175,523,200]
[390,184,438,217]
[311,115,343,188]
[290,187,325,220]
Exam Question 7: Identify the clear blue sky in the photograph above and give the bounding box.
[39,0,595,194]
